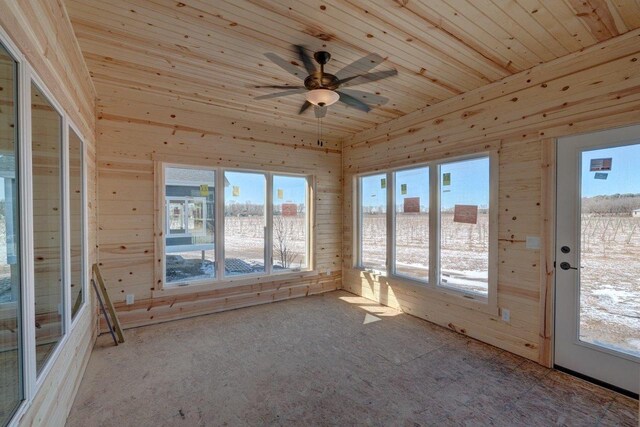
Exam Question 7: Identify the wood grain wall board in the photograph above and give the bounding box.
[0,1,98,426]
[342,29,640,363]
[94,78,343,311]
[65,0,640,141]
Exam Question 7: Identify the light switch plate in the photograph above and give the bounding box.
[126,294,135,305]
[526,236,541,249]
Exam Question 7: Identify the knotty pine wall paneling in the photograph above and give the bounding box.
[342,29,640,365]
[95,83,342,329]
[0,0,97,425]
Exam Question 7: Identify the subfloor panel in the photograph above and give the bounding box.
[67,291,638,426]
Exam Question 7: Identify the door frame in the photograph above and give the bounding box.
[553,124,640,397]
[539,139,556,368]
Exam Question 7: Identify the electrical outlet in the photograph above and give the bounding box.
[526,236,541,249]
[326,269,331,276]
[501,308,510,323]
[126,294,135,305]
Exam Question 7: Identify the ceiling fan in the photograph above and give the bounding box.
[254,45,397,118]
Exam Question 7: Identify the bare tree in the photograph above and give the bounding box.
[273,214,300,269]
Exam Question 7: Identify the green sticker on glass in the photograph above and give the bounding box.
[401,183,407,195]
[380,178,386,189]
[443,173,451,186]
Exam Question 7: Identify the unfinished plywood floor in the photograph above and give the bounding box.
[67,291,638,426]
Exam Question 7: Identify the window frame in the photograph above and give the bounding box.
[355,171,389,273]
[67,121,88,326]
[156,161,314,291]
[0,24,92,425]
[271,172,312,274]
[355,151,498,311]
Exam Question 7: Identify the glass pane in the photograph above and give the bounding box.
[439,157,490,296]
[32,83,64,374]
[168,200,185,234]
[69,128,84,319]
[224,171,266,276]
[394,167,429,281]
[360,174,387,272]
[0,41,22,425]
[164,167,215,285]
[272,175,308,271]
[579,143,640,357]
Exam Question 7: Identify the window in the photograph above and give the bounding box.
[164,166,215,285]
[69,127,85,319]
[31,82,64,375]
[0,40,22,426]
[224,171,266,276]
[438,157,490,296]
[0,31,90,424]
[356,154,496,303]
[359,173,387,271]
[272,175,309,271]
[160,167,312,287]
[394,167,429,281]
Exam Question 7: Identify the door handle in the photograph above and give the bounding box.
[559,262,578,271]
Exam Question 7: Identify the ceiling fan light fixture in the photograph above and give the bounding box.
[305,88,339,107]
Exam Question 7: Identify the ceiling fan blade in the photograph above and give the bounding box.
[264,52,305,80]
[338,89,389,106]
[335,53,384,80]
[340,69,398,87]
[299,101,312,115]
[336,90,371,113]
[254,88,307,100]
[314,105,327,118]
[294,45,316,74]
[254,85,305,89]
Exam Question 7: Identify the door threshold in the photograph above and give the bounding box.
[554,365,639,400]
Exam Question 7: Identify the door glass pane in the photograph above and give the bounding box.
[0,41,22,425]
[69,128,84,319]
[394,167,429,281]
[164,167,215,285]
[272,175,308,272]
[224,171,265,276]
[360,174,387,272]
[32,83,64,375]
[580,143,640,357]
[439,157,490,296]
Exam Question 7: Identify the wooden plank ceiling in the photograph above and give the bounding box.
[66,0,640,139]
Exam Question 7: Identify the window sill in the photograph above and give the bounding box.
[349,268,498,316]
[152,269,319,298]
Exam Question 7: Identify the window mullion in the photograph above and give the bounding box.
[62,118,71,336]
[429,164,439,289]
[265,172,273,275]
[216,168,224,280]
[387,172,394,275]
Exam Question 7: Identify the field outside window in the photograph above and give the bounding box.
[359,173,387,272]
[356,154,494,302]
[394,167,429,281]
[438,157,490,297]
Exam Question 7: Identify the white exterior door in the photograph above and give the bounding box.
[555,124,640,396]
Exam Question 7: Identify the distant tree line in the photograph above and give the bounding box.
[224,201,305,216]
[582,193,640,215]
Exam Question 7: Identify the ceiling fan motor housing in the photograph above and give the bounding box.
[304,72,340,91]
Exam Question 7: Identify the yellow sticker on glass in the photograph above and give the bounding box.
[199,184,209,196]
[232,186,240,197]
[277,189,284,199]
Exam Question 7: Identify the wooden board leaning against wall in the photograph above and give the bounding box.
[342,29,640,366]
[95,83,342,329]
